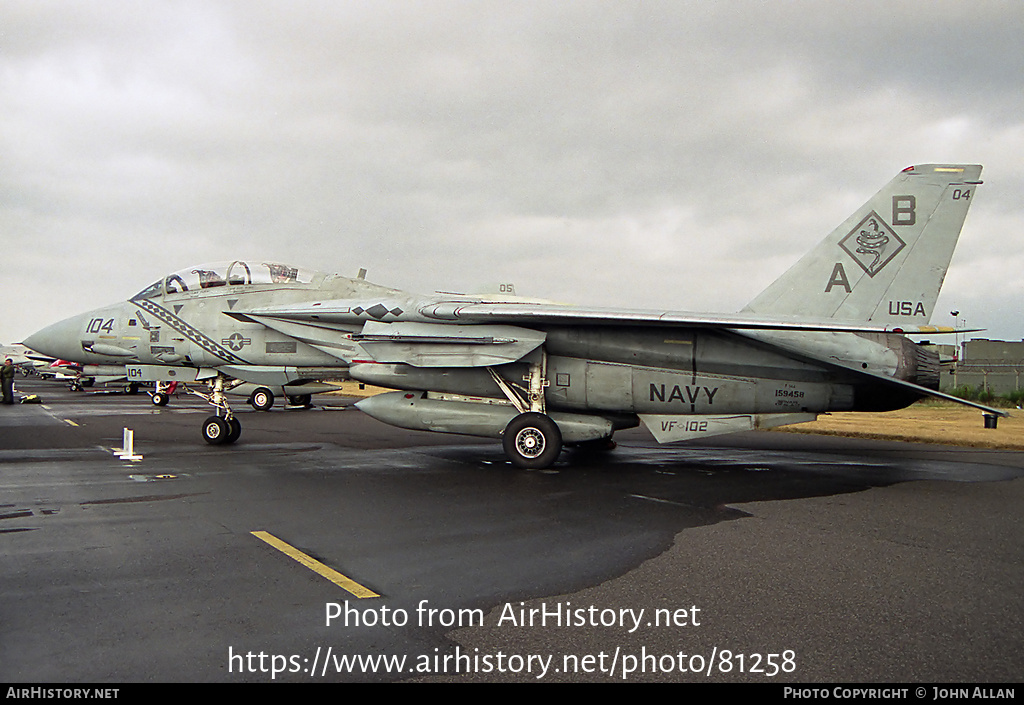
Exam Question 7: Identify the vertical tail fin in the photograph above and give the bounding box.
[744,164,982,325]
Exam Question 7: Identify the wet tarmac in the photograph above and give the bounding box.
[1,377,1021,682]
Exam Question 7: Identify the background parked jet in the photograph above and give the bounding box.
[0,343,51,375]
[34,356,326,409]
[41,359,131,391]
[24,164,1001,465]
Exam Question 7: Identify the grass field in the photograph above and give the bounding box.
[774,401,1024,449]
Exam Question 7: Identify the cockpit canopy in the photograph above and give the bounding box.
[133,261,318,300]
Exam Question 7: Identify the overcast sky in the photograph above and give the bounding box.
[3,0,1022,345]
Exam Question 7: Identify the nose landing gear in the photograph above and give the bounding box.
[194,374,241,445]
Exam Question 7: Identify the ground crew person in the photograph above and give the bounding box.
[1,358,15,404]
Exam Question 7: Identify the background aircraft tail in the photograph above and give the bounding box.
[743,164,982,325]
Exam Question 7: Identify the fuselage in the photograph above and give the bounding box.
[349,325,936,419]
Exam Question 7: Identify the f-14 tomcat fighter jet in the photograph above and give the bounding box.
[25,165,1003,466]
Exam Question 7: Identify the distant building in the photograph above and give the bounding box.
[939,338,1024,395]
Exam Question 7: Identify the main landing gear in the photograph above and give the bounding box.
[502,412,562,469]
[488,349,580,470]
[249,387,274,411]
[249,387,313,411]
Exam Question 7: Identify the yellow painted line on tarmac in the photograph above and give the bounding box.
[36,405,79,427]
[251,530,380,598]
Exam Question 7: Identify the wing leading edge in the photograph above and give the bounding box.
[233,299,964,335]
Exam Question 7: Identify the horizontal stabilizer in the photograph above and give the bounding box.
[775,338,1010,419]
[849,363,1009,417]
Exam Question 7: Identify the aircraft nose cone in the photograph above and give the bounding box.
[23,316,84,361]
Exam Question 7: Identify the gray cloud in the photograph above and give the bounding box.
[3,0,1021,342]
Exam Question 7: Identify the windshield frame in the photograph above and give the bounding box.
[132,261,320,300]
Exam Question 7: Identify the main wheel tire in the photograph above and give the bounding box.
[225,417,242,444]
[502,413,562,469]
[250,388,274,411]
[287,394,312,407]
[202,416,230,445]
